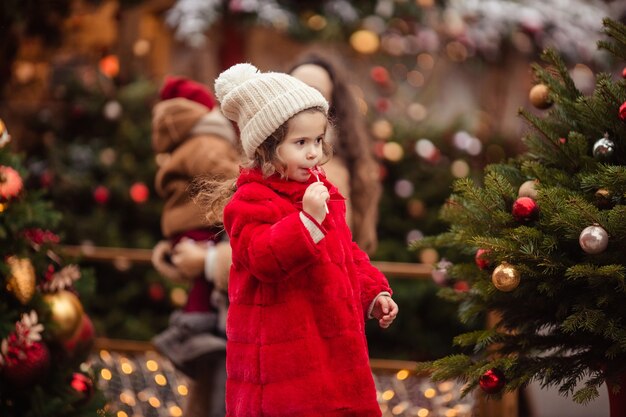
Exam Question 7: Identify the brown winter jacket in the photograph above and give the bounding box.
[152,98,239,237]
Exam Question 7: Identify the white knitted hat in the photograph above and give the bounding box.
[214,63,329,159]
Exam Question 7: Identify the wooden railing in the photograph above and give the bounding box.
[65,245,516,417]
[61,245,434,279]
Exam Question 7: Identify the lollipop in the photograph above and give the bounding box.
[308,166,329,214]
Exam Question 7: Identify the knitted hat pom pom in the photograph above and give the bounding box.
[214,63,259,102]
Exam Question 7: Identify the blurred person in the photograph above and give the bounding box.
[289,51,382,255]
[151,75,239,417]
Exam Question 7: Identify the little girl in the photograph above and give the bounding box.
[206,63,398,417]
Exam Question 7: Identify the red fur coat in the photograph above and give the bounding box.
[223,168,391,417]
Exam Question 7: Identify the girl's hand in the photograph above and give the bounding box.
[303,182,330,224]
[371,295,398,329]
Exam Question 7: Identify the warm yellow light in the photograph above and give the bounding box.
[171,288,188,307]
[177,384,188,396]
[450,159,470,178]
[383,142,404,162]
[424,388,437,398]
[119,391,136,406]
[155,373,167,386]
[121,362,133,374]
[396,369,410,380]
[169,405,183,417]
[100,369,112,380]
[420,248,439,265]
[382,389,395,401]
[445,409,457,417]
[307,15,327,30]
[149,396,161,408]
[417,408,430,417]
[116,412,129,417]
[350,30,380,54]
[146,359,159,372]
[0,203,5,212]
[133,39,151,56]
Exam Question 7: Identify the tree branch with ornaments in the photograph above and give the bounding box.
[413,18,626,416]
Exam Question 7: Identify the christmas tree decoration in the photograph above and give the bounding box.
[42,290,85,341]
[518,179,538,199]
[69,372,94,405]
[2,341,51,387]
[479,368,506,394]
[0,118,10,148]
[41,264,81,292]
[529,83,552,109]
[491,262,521,292]
[619,102,626,121]
[63,313,95,356]
[475,248,491,270]
[594,188,613,209]
[579,224,609,254]
[431,259,453,286]
[92,185,110,205]
[6,256,36,304]
[512,196,539,222]
[0,165,23,200]
[592,135,615,161]
[413,20,626,409]
[129,182,149,203]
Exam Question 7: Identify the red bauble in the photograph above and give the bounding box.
[370,66,390,84]
[70,372,94,405]
[93,185,110,205]
[0,166,23,200]
[475,248,490,270]
[375,97,391,113]
[129,182,149,203]
[3,342,51,387]
[453,280,470,292]
[512,197,538,222]
[479,368,506,394]
[619,102,626,121]
[623,67,626,79]
[63,314,95,357]
[149,282,166,302]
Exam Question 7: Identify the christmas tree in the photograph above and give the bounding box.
[414,17,626,413]
[0,118,106,416]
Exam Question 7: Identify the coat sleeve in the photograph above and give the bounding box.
[224,191,323,283]
[351,242,392,320]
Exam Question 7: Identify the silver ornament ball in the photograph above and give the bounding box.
[579,225,609,254]
[592,137,615,161]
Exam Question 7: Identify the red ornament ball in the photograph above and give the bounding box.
[375,97,391,113]
[149,282,166,302]
[70,372,94,405]
[93,185,110,205]
[623,67,626,79]
[453,280,470,292]
[3,341,51,387]
[475,248,490,270]
[0,165,23,200]
[63,314,96,357]
[129,182,149,203]
[479,368,506,394]
[619,101,626,121]
[370,66,390,84]
[512,197,538,222]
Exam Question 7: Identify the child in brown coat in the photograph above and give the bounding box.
[150,76,239,417]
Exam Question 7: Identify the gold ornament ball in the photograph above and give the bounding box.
[491,262,521,292]
[43,290,84,341]
[6,256,36,304]
[529,84,552,109]
[518,180,538,200]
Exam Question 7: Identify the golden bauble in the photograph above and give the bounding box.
[43,290,84,341]
[529,84,552,109]
[518,179,539,200]
[6,256,36,304]
[491,262,521,292]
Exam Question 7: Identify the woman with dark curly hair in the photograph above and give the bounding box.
[289,51,382,255]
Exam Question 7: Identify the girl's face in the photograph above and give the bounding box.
[290,64,333,104]
[276,111,327,182]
